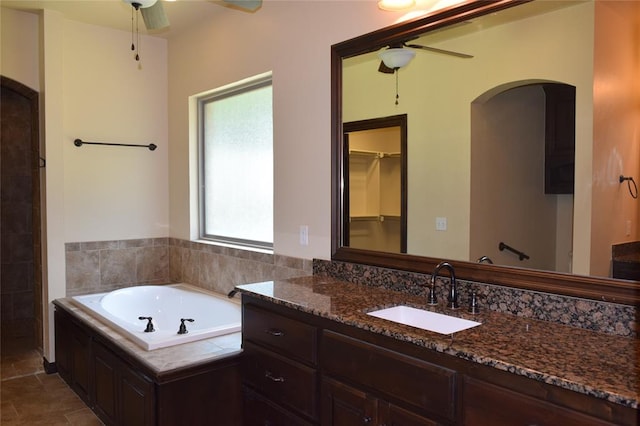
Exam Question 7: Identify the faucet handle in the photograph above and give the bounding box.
[138,316,155,333]
[177,318,195,335]
[468,290,480,314]
[427,277,438,305]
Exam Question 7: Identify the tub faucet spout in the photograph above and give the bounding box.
[138,316,155,333]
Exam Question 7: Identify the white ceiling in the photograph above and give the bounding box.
[0,0,231,38]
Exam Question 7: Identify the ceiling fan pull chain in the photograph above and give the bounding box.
[395,70,400,105]
[131,5,135,52]
[135,8,140,61]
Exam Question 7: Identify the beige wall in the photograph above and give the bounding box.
[470,86,562,271]
[1,1,404,360]
[591,0,640,276]
[344,2,595,266]
[3,0,637,359]
[2,7,168,359]
[167,1,402,261]
[1,7,40,91]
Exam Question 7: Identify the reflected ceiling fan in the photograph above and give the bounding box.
[378,42,473,74]
[122,0,262,60]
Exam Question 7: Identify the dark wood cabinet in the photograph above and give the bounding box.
[243,385,314,426]
[321,377,377,426]
[242,303,319,423]
[321,330,456,424]
[54,304,242,426]
[241,295,637,426]
[462,376,616,426]
[92,340,155,426]
[321,377,439,426]
[54,309,91,403]
[544,83,576,194]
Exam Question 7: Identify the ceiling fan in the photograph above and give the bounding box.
[378,42,473,74]
[122,0,263,32]
[122,0,262,61]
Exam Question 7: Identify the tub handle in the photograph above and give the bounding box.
[264,370,285,383]
[178,318,195,335]
[264,328,285,337]
[138,316,155,333]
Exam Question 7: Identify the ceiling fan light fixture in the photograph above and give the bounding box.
[378,0,415,11]
[379,48,416,69]
[124,0,158,8]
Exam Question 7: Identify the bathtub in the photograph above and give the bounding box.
[72,284,241,351]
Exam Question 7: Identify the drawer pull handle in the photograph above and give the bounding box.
[264,370,285,383]
[363,416,372,424]
[264,328,285,337]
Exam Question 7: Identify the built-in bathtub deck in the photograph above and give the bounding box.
[53,297,242,375]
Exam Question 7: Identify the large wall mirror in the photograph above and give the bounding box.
[331,0,640,304]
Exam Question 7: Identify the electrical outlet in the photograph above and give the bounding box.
[299,225,309,246]
[436,217,447,231]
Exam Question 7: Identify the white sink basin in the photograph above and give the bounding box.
[367,305,481,335]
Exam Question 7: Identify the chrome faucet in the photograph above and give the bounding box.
[427,261,459,309]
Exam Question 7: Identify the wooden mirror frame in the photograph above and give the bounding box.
[331,0,640,305]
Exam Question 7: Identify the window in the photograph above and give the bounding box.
[198,73,273,250]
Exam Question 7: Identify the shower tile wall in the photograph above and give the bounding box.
[1,83,38,341]
[65,238,313,296]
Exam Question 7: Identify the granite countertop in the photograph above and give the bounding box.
[53,298,242,376]
[236,275,639,409]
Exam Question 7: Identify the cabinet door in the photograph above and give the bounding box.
[463,377,615,426]
[92,341,155,426]
[93,343,118,425]
[120,366,154,426]
[54,310,72,383]
[321,377,377,426]
[322,331,456,422]
[54,310,91,403]
[543,83,575,194]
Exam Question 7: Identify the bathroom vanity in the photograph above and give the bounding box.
[237,276,638,426]
[53,299,242,426]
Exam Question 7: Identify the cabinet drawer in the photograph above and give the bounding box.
[321,330,456,422]
[243,386,314,426]
[463,377,616,426]
[243,342,318,419]
[244,304,317,364]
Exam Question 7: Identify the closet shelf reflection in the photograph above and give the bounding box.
[350,215,401,222]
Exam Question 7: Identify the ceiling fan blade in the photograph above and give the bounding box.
[405,43,473,59]
[378,61,396,74]
[141,1,169,30]
[220,0,262,12]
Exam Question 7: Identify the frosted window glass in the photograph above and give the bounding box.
[201,80,273,248]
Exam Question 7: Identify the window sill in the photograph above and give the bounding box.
[194,239,274,255]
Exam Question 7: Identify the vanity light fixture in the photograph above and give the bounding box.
[378,48,416,69]
[378,0,415,11]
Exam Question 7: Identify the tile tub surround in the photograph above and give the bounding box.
[314,259,637,337]
[65,238,312,296]
[236,276,639,409]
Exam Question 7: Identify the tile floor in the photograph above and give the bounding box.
[1,337,103,425]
